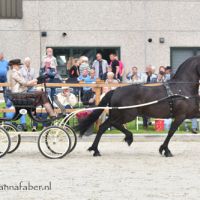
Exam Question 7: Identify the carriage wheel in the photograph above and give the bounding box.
[38,126,71,159]
[1,124,21,154]
[64,125,77,153]
[0,127,11,158]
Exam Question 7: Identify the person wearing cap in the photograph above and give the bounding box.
[56,87,77,108]
[0,52,9,103]
[9,59,57,117]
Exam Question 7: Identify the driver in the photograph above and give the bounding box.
[8,59,56,117]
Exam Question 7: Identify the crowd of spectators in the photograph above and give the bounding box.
[0,49,198,133]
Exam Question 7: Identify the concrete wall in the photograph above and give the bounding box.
[0,0,200,74]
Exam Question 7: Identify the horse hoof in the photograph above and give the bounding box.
[164,151,173,157]
[124,136,133,146]
[159,145,164,155]
[93,152,101,157]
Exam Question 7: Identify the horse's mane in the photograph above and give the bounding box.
[171,55,200,80]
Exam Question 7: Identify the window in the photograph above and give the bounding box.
[51,47,120,77]
[0,0,23,19]
[171,47,200,72]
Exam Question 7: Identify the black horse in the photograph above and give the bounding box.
[78,55,200,157]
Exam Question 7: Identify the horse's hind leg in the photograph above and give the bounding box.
[113,123,133,146]
[88,118,111,157]
[159,115,185,157]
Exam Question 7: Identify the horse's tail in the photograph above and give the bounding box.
[77,90,114,136]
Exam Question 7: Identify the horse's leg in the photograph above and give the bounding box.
[159,115,185,157]
[88,118,111,157]
[112,123,133,146]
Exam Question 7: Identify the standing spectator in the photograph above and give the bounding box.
[184,119,198,134]
[20,57,35,91]
[42,48,57,68]
[109,53,119,80]
[79,56,90,75]
[116,56,124,81]
[69,58,80,79]
[0,52,9,103]
[40,57,60,100]
[92,53,108,80]
[67,58,80,95]
[42,48,61,99]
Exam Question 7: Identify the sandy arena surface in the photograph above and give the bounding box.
[1,140,200,200]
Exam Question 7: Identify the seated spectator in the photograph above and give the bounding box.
[126,66,142,84]
[102,65,112,80]
[77,69,89,82]
[141,65,157,83]
[105,72,119,90]
[79,56,90,75]
[84,69,96,84]
[56,87,78,108]
[92,53,108,80]
[165,66,172,81]
[81,69,97,105]
[157,66,166,82]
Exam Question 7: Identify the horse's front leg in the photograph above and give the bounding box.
[159,115,185,157]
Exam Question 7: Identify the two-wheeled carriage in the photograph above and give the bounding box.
[0,79,78,159]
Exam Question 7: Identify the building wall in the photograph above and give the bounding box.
[0,0,200,74]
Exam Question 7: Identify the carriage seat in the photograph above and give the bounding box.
[7,92,36,109]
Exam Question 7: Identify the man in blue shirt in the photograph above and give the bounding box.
[0,52,9,102]
[77,69,96,105]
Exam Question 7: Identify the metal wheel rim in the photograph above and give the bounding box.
[1,124,21,153]
[0,127,11,158]
[38,126,71,159]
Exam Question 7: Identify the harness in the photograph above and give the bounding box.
[163,82,174,117]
